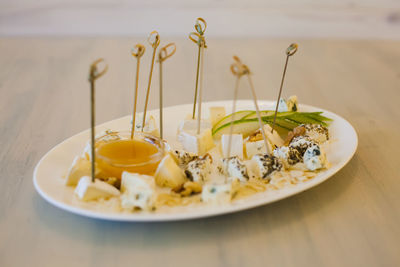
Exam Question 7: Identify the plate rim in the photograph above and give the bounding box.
[33,100,358,222]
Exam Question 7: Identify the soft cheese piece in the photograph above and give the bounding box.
[177,119,214,155]
[245,139,266,159]
[65,156,92,186]
[209,106,226,126]
[289,136,315,155]
[74,176,120,201]
[221,134,243,159]
[201,179,240,205]
[263,124,284,153]
[222,156,249,182]
[276,98,288,112]
[154,154,187,190]
[286,95,298,111]
[184,154,212,184]
[273,146,303,168]
[303,124,329,144]
[251,154,282,180]
[135,115,160,137]
[303,144,326,171]
[171,149,198,168]
[120,172,156,211]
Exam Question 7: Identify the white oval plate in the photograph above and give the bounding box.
[34,100,357,222]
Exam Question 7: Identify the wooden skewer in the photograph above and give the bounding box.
[130,44,145,139]
[189,18,207,120]
[232,56,269,152]
[196,43,205,135]
[226,59,245,158]
[157,43,176,139]
[271,43,298,133]
[142,31,160,132]
[88,58,108,182]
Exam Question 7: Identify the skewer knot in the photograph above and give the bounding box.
[158,43,177,63]
[131,44,146,58]
[88,58,108,82]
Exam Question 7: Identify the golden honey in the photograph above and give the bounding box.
[95,132,164,178]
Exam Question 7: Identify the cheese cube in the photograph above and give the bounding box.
[221,134,243,159]
[184,154,212,184]
[65,156,102,186]
[303,144,326,171]
[135,115,160,137]
[221,156,249,182]
[120,172,156,211]
[209,106,226,126]
[245,139,266,159]
[171,149,198,167]
[74,176,120,201]
[177,119,214,155]
[154,154,187,190]
[251,154,282,180]
[201,179,240,205]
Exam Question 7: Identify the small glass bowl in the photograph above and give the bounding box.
[95,131,165,178]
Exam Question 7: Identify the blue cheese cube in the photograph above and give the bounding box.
[74,176,120,201]
[201,180,240,205]
[184,154,212,184]
[221,134,243,159]
[303,144,326,171]
[222,156,249,182]
[289,136,315,155]
[171,149,198,168]
[120,172,156,211]
[252,154,282,180]
[273,146,303,168]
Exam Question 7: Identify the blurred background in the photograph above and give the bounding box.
[1,0,399,39]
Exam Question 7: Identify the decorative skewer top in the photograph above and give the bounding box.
[89,58,108,82]
[230,56,250,77]
[148,31,161,48]
[131,44,146,58]
[158,43,177,63]
[286,43,298,56]
[189,18,207,48]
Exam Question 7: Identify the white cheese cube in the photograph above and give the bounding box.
[303,124,329,144]
[221,134,243,159]
[74,176,120,201]
[276,98,288,112]
[222,156,249,182]
[209,106,226,126]
[201,180,239,205]
[245,140,266,159]
[135,115,160,137]
[65,156,102,186]
[120,172,156,211]
[154,154,187,190]
[177,119,214,155]
[303,144,326,171]
[273,146,302,168]
[184,154,212,184]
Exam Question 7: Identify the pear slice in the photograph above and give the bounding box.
[212,110,254,131]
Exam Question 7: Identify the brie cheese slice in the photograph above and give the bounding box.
[120,172,156,211]
[74,176,120,201]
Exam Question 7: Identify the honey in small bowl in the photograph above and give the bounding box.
[95,131,164,179]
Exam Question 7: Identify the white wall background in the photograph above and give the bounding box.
[1,0,400,38]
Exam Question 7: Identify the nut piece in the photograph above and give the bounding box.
[180,181,203,196]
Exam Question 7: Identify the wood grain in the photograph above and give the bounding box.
[0,38,399,267]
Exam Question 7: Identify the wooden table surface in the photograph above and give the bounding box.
[0,38,399,267]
